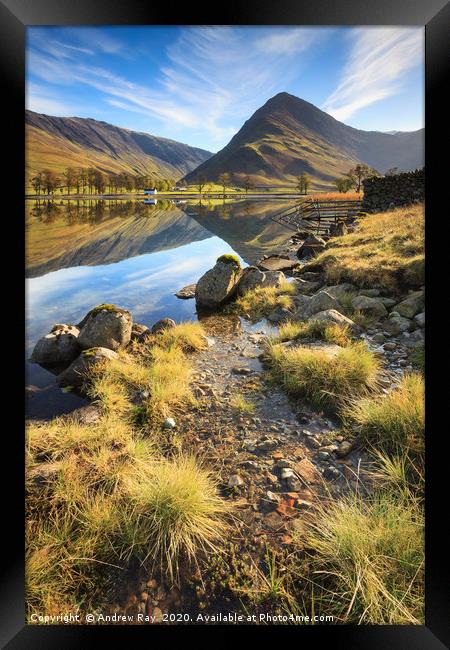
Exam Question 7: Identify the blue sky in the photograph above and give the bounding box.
[26,26,424,153]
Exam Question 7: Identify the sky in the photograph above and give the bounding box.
[26,26,424,153]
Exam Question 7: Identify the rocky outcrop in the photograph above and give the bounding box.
[195,257,242,309]
[296,234,326,259]
[130,323,150,341]
[30,324,80,364]
[78,305,132,351]
[57,347,118,387]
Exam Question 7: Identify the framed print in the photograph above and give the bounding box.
[1,0,448,646]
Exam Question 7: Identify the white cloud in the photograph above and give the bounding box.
[27,27,327,148]
[322,28,423,122]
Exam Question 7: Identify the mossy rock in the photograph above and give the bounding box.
[217,254,241,268]
[90,303,129,317]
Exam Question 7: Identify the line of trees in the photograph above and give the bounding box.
[334,163,380,193]
[29,167,177,196]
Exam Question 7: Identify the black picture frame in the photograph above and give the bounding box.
[1,0,448,646]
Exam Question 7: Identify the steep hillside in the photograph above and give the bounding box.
[26,110,213,183]
[183,93,424,188]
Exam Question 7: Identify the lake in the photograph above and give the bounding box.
[25,198,294,418]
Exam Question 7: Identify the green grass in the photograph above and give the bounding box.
[265,341,379,409]
[233,280,296,320]
[294,489,424,624]
[344,372,424,455]
[315,204,424,292]
[229,392,255,414]
[274,320,351,347]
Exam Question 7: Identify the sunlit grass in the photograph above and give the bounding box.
[315,204,424,291]
[233,280,296,320]
[265,340,379,409]
[274,320,351,347]
[229,392,255,414]
[344,373,424,455]
[294,489,424,624]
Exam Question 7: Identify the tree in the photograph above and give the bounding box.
[41,169,61,195]
[334,176,354,193]
[63,167,77,195]
[385,167,399,176]
[347,164,378,193]
[297,172,311,195]
[218,172,231,196]
[242,174,253,195]
[30,172,43,195]
[195,175,207,194]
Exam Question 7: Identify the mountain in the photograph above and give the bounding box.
[26,110,213,183]
[183,92,424,188]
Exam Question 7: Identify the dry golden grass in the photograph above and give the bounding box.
[266,340,379,409]
[295,489,424,624]
[275,320,352,347]
[344,372,424,455]
[233,280,296,320]
[308,191,362,201]
[315,203,424,291]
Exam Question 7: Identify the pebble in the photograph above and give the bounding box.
[228,474,244,487]
[336,441,353,458]
[162,417,176,429]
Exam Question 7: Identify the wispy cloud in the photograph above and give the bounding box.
[322,28,423,122]
[27,27,328,148]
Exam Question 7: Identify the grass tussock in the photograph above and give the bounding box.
[88,324,204,424]
[155,321,208,353]
[233,280,296,320]
[26,414,230,615]
[295,489,424,624]
[315,204,424,291]
[275,320,351,347]
[26,320,230,618]
[265,341,379,409]
[344,372,424,455]
[229,392,255,414]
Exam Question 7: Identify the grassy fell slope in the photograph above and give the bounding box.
[26,110,213,184]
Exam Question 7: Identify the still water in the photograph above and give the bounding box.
[26,198,293,418]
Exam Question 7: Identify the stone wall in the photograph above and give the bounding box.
[362,168,424,213]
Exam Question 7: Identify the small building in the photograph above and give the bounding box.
[144,188,158,195]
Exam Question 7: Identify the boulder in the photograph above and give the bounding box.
[295,278,321,295]
[175,284,196,299]
[30,324,80,364]
[297,234,326,259]
[267,306,293,323]
[257,255,299,272]
[308,309,358,332]
[322,283,355,299]
[195,258,242,309]
[295,290,340,320]
[414,312,425,328]
[394,291,425,319]
[351,295,388,320]
[130,323,149,341]
[78,305,132,351]
[57,347,118,388]
[384,314,413,335]
[151,318,176,334]
[237,267,285,295]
